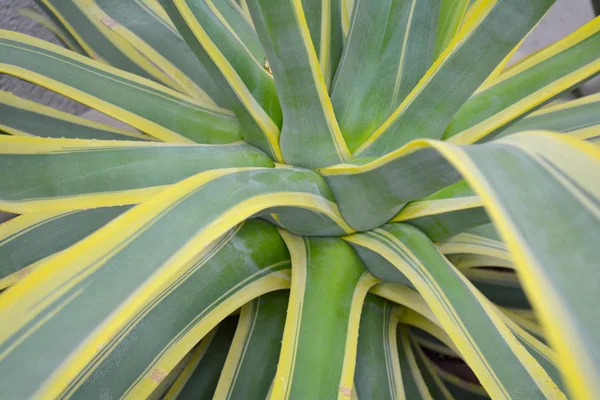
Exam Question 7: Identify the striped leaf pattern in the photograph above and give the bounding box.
[1,1,598,399]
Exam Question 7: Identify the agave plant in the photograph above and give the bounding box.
[0,0,599,398]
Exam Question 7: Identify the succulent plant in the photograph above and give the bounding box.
[0,0,599,399]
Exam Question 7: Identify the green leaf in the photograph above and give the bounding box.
[0,163,361,397]
[355,295,421,400]
[90,0,229,105]
[0,91,151,141]
[0,30,241,144]
[354,0,555,157]
[331,0,440,152]
[159,0,283,161]
[482,93,600,143]
[409,335,456,399]
[214,291,288,400]
[169,317,238,399]
[433,368,490,400]
[371,283,438,324]
[18,7,85,54]
[437,232,510,262]
[445,17,600,144]
[161,336,215,399]
[320,141,465,231]
[400,306,461,358]
[302,0,344,88]
[434,0,470,58]
[345,223,565,399]
[0,220,290,399]
[463,270,531,310]
[463,223,501,241]
[246,0,352,168]
[392,181,487,241]
[411,339,487,400]
[0,136,272,213]
[36,0,170,84]
[447,254,512,270]
[0,206,130,289]
[503,317,567,393]
[271,232,378,399]
[376,278,557,388]
[330,130,600,399]
[410,327,458,358]
[30,0,87,54]
[448,133,600,400]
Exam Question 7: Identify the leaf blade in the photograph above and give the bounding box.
[0,30,241,144]
[331,0,440,152]
[89,0,226,104]
[345,223,565,399]
[0,91,150,141]
[160,0,283,160]
[481,93,600,143]
[37,0,174,85]
[271,232,378,399]
[354,0,555,157]
[214,291,288,400]
[0,136,272,213]
[247,0,352,168]
[445,17,600,144]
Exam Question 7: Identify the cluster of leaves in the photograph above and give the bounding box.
[0,0,599,399]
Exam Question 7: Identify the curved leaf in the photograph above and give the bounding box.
[0,220,291,399]
[485,93,600,142]
[324,130,600,398]
[345,223,565,399]
[371,283,437,326]
[447,254,513,270]
[37,0,173,85]
[392,183,487,242]
[0,91,150,141]
[462,268,529,307]
[0,206,130,289]
[331,0,440,151]
[437,232,510,262]
[89,0,226,104]
[159,0,283,161]
[213,291,288,400]
[161,334,216,399]
[354,0,555,157]
[246,0,352,168]
[0,136,272,213]
[166,317,238,400]
[446,17,600,144]
[355,295,418,400]
[0,165,357,398]
[271,232,378,399]
[411,340,484,400]
[0,30,241,144]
